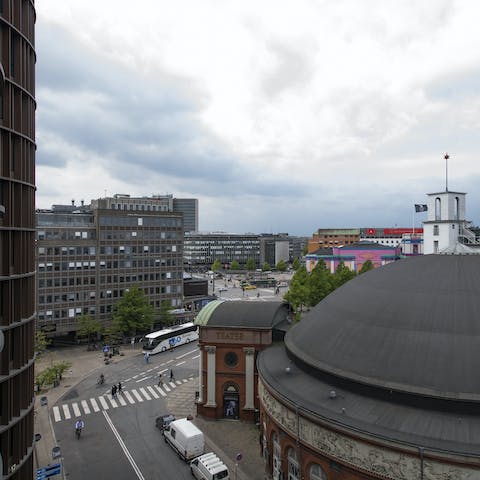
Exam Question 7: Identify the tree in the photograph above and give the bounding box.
[103,324,123,346]
[359,260,374,274]
[284,266,309,314]
[292,257,301,270]
[332,261,356,289]
[35,330,50,356]
[230,260,240,270]
[112,286,154,337]
[276,259,287,272]
[262,261,271,272]
[245,258,256,271]
[302,245,309,256]
[307,259,332,307]
[77,313,101,345]
[156,300,174,329]
[211,259,221,272]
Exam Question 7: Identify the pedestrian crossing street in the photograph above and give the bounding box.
[52,378,193,423]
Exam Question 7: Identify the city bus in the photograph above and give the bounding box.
[142,322,198,355]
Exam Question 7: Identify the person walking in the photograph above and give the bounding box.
[117,381,122,394]
[157,373,163,387]
[111,384,117,399]
[169,369,174,382]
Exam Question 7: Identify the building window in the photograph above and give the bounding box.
[435,197,441,221]
[434,240,439,254]
[224,352,238,368]
[433,225,439,236]
[310,464,327,480]
[287,448,300,480]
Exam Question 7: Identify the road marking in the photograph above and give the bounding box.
[160,368,168,374]
[53,406,61,422]
[124,391,136,404]
[81,400,91,415]
[90,398,100,412]
[162,383,171,392]
[176,349,197,360]
[147,386,159,399]
[103,411,146,480]
[117,395,127,406]
[168,382,176,389]
[135,376,151,383]
[72,402,81,417]
[182,379,188,383]
[154,385,167,397]
[192,355,200,360]
[124,378,131,382]
[108,396,119,408]
[166,359,173,364]
[175,361,186,367]
[131,389,144,402]
[62,404,71,419]
[99,396,109,410]
[139,387,151,401]
[132,375,139,379]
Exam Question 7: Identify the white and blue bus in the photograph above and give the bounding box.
[142,322,198,355]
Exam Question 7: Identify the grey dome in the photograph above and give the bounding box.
[285,255,480,402]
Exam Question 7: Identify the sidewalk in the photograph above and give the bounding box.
[33,345,266,479]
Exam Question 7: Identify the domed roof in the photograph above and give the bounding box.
[285,255,480,402]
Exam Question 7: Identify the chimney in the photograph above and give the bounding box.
[71,199,75,206]
[81,200,84,206]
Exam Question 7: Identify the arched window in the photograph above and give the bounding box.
[435,197,441,221]
[287,447,300,480]
[272,432,281,480]
[310,463,328,480]
[455,197,459,220]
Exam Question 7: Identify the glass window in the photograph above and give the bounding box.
[310,464,327,480]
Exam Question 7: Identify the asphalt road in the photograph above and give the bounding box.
[52,344,199,480]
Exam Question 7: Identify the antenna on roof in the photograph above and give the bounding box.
[444,153,449,192]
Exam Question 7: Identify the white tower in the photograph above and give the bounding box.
[423,190,467,254]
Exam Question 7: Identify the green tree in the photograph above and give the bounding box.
[112,286,154,337]
[276,259,287,272]
[302,245,309,256]
[103,324,123,346]
[35,330,50,356]
[359,260,374,274]
[211,259,221,272]
[230,260,240,270]
[292,257,301,270]
[77,313,101,345]
[284,266,309,314]
[245,258,256,271]
[156,300,174,328]
[332,261,356,289]
[262,261,271,272]
[307,259,333,307]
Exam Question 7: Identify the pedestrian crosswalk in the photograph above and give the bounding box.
[52,378,193,423]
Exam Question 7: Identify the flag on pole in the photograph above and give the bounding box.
[414,204,428,212]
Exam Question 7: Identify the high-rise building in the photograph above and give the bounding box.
[36,196,184,340]
[0,1,37,478]
[173,198,198,232]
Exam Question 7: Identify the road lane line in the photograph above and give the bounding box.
[124,378,131,382]
[53,406,61,422]
[169,382,176,389]
[154,385,167,397]
[166,359,173,364]
[147,386,159,399]
[131,389,144,402]
[132,375,139,379]
[108,396,119,408]
[176,348,197,359]
[81,400,91,415]
[135,376,151,383]
[124,391,136,404]
[192,355,200,360]
[90,398,100,412]
[182,379,188,383]
[99,396,109,410]
[162,383,171,392]
[103,411,145,480]
[62,404,71,419]
[117,395,127,406]
[175,361,186,367]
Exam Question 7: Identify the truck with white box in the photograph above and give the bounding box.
[163,418,204,461]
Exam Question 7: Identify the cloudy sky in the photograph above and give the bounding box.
[36,1,480,235]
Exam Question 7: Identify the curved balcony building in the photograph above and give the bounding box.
[0,1,36,479]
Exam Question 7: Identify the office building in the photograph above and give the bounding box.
[173,198,198,232]
[0,1,37,478]
[36,196,184,339]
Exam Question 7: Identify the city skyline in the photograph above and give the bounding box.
[36,1,480,235]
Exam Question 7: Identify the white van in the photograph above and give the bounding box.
[190,452,230,480]
[163,418,204,461]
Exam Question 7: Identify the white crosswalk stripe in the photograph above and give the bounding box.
[131,389,144,402]
[51,377,193,422]
[139,387,151,401]
[147,386,159,399]
[53,406,61,422]
[81,400,91,415]
[124,391,135,404]
[62,404,71,419]
[90,398,100,412]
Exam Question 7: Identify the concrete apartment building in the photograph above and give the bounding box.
[36,195,184,340]
[0,1,37,478]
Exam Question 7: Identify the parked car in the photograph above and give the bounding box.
[218,287,228,293]
[155,413,176,433]
[163,418,204,461]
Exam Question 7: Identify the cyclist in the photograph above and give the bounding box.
[75,419,85,439]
